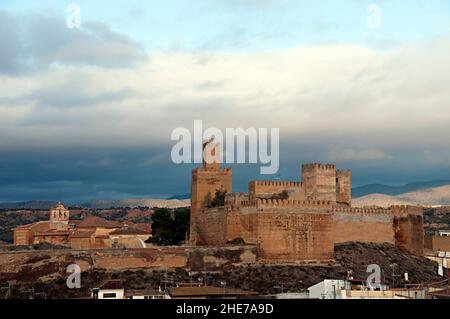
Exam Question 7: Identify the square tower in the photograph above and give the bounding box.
[301,164,337,203]
[190,140,232,244]
[49,202,70,230]
[336,169,351,205]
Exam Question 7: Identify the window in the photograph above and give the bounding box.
[102,293,117,298]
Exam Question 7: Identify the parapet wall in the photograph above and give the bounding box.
[333,205,424,255]
[392,206,424,255]
[250,180,302,188]
[256,199,333,210]
[333,206,395,244]
[424,234,450,252]
[248,180,304,200]
[0,246,258,275]
[257,212,334,262]
[227,198,334,210]
[194,207,229,246]
[302,163,336,171]
[190,166,233,243]
[195,200,335,262]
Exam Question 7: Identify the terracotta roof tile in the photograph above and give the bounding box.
[169,286,257,297]
[76,216,123,229]
[110,226,151,235]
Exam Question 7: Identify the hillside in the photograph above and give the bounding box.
[353,185,450,207]
[0,198,190,210]
[84,198,190,209]
[0,242,443,298]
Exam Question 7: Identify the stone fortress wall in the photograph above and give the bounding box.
[190,141,424,262]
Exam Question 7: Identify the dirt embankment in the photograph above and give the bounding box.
[0,243,444,298]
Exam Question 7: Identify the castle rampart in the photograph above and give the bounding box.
[190,142,233,244]
[190,156,425,262]
[248,180,304,200]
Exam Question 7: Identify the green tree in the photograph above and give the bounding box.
[173,207,190,244]
[150,208,190,246]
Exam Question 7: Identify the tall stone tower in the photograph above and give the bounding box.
[301,164,337,203]
[336,169,351,205]
[49,202,70,230]
[190,139,232,244]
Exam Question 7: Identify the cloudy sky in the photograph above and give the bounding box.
[0,0,450,203]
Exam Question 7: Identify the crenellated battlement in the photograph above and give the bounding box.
[336,169,351,178]
[191,158,425,258]
[391,205,423,217]
[193,167,232,175]
[302,163,336,171]
[250,180,303,188]
[240,200,258,208]
[256,198,333,208]
[332,206,391,215]
[221,197,334,209]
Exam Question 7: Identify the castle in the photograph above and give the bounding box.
[190,140,424,262]
[13,202,152,249]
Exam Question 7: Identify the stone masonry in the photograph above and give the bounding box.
[190,140,424,263]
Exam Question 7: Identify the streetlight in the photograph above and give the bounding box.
[390,263,400,289]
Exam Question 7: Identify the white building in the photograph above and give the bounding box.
[92,280,168,299]
[92,281,125,299]
[308,279,350,299]
[308,279,394,299]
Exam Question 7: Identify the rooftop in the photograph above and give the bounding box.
[70,229,95,238]
[124,289,165,297]
[109,226,151,235]
[168,286,257,297]
[76,215,123,229]
[96,280,124,290]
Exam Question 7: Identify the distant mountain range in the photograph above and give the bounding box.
[82,198,190,209]
[166,194,190,200]
[352,180,450,198]
[1,180,450,209]
[0,198,190,210]
[353,184,450,207]
[167,180,450,201]
[0,201,57,210]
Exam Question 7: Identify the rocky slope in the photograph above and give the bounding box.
[0,242,444,298]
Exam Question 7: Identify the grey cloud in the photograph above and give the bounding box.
[1,70,134,109]
[0,10,146,75]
